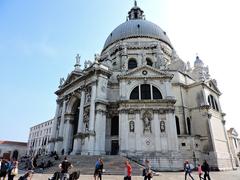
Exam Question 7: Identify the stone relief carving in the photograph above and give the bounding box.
[83,108,90,132]
[160,120,165,132]
[129,121,135,132]
[85,87,91,104]
[142,111,152,133]
[155,43,167,69]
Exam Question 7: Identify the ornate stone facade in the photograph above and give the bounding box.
[47,1,234,171]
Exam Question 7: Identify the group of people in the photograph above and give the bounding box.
[184,160,211,180]
[124,159,153,180]
[0,159,18,180]
[51,157,152,180]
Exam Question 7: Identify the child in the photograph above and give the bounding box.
[197,163,204,180]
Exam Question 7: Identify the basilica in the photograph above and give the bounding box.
[48,1,234,170]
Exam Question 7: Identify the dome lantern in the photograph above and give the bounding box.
[128,0,144,20]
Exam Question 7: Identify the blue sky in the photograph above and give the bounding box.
[1,0,240,142]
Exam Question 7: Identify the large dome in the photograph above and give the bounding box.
[103,19,172,51]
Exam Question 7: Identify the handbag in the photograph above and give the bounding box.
[11,168,18,176]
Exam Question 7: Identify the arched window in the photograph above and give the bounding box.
[152,86,162,99]
[187,117,191,135]
[130,86,139,100]
[128,58,137,69]
[146,58,153,66]
[129,84,163,100]
[175,116,180,135]
[141,84,151,99]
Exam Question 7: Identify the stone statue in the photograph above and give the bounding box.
[94,53,100,63]
[59,78,65,87]
[83,110,89,132]
[141,51,146,64]
[85,88,91,103]
[84,60,92,69]
[160,121,165,132]
[76,54,81,64]
[143,112,152,133]
[129,121,135,132]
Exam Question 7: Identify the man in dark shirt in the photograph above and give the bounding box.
[59,156,73,180]
[202,160,211,180]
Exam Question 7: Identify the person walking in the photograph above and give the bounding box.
[0,159,9,180]
[59,156,73,180]
[197,163,204,180]
[94,158,104,180]
[144,160,153,180]
[8,160,18,180]
[124,160,132,180]
[184,160,194,180]
[202,160,211,180]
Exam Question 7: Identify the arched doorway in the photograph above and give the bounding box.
[111,116,119,155]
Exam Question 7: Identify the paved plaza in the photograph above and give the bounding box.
[17,170,240,180]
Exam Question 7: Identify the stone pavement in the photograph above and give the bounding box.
[17,169,240,180]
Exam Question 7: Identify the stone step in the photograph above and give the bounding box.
[23,155,144,175]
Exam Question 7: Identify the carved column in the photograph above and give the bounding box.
[166,112,178,151]
[63,114,74,154]
[119,110,128,154]
[72,89,86,154]
[88,82,97,154]
[89,82,96,132]
[48,101,60,152]
[59,100,66,137]
[78,90,85,133]
[95,108,107,155]
[153,111,161,151]
[55,99,67,152]
[135,111,141,152]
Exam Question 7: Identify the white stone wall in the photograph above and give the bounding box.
[28,119,54,155]
[0,143,27,159]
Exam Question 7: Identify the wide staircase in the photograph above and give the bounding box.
[27,155,144,175]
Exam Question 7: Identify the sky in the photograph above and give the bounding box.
[0,0,239,142]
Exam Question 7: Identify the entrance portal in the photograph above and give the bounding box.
[111,140,119,155]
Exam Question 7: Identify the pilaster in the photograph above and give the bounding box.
[95,108,107,155]
[153,111,161,151]
[72,89,86,154]
[48,101,60,152]
[88,82,97,154]
[63,113,74,154]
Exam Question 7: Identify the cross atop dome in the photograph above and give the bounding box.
[134,0,137,7]
[128,0,145,20]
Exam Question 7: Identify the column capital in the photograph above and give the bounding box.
[64,113,75,124]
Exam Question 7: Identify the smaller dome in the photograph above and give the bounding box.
[194,56,204,68]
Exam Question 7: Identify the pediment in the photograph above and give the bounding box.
[207,79,221,94]
[119,65,173,79]
[61,71,83,87]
